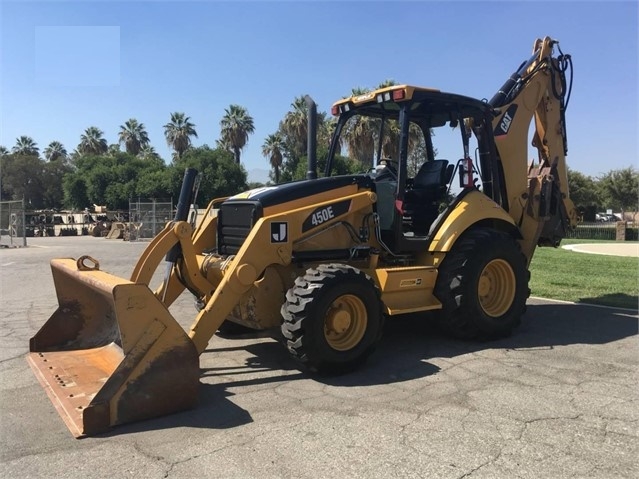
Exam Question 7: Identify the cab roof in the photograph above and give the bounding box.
[332,84,494,126]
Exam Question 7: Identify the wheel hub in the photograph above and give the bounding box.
[324,294,368,351]
[327,309,351,334]
[478,259,516,317]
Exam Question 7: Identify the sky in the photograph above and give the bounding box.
[1,0,637,183]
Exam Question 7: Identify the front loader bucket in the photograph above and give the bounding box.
[28,258,200,437]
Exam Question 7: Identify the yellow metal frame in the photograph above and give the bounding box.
[428,190,517,253]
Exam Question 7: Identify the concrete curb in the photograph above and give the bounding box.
[562,242,639,257]
[530,296,639,313]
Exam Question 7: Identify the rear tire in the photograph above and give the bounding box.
[281,264,384,374]
[434,228,530,339]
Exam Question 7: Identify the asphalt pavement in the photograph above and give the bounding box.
[1,237,637,478]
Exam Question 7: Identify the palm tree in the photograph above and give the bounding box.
[215,137,232,151]
[341,88,376,166]
[43,141,67,162]
[342,82,424,167]
[78,127,108,155]
[262,133,284,183]
[345,117,377,166]
[138,144,160,160]
[280,96,310,158]
[0,146,8,157]
[164,112,197,160]
[118,118,150,155]
[107,143,121,157]
[219,105,255,164]
[12,136,39,156]
[377,79,397,89]
[378,121,424,161]
[321,116,341,156]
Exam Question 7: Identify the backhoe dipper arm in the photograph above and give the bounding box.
[489,36,577,262]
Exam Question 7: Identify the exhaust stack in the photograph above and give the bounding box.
[305,95,317,180]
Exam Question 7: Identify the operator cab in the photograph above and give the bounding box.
[326,85,501,254]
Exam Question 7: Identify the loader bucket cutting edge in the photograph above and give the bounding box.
[28,258,200,437]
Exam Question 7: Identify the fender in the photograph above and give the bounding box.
[428,190,519,253]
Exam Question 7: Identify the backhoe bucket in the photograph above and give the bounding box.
[28,258,200,437]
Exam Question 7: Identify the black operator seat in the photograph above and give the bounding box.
[403,159,454,236]
[405,159,452,204]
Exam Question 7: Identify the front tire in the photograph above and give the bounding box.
[281,264,384,374]
[434,228,530,339]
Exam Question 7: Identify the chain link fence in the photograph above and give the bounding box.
[566,221,638,241]
[0,200,26,247]
[128,199,173,241]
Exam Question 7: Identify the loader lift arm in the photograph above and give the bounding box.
[28,184,376,437]
[167,189,377,354]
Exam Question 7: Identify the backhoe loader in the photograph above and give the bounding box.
[28,36,576,437]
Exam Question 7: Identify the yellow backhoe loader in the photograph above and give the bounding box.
[28,37,576,437]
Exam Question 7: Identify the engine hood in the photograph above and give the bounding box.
[224,175,373,209]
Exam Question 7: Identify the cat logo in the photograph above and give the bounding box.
[500,111,513,132]
[270,222,288,243]
[494,104,518,137]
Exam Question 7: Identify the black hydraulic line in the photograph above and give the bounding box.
[489,51,539,108]
[548,46,573,156]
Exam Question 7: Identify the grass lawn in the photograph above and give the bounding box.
[529,239,639,310]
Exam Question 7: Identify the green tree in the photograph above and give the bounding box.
[293,145,361,181]
[219,105,255,164]
[567,168,599,213]
[43,141,67,162]
[262,133,284,183]
[164,112,197,161]
[135,168,172,199]
[0,154,45,208]
[63,152,169,210]
[78,127,108,155]
[118,118,150,155]
[12,136,39,156]
[597,167,639,216]
[63,174,90,209]
[174,146,247,203]
[41,160,71,207]
[0,146,8,157]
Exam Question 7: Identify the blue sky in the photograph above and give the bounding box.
[1,0,637,182]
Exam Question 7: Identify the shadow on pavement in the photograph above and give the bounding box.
[577,292,638,310]
[98,384,255,438]
[100,301,638,437]
[200,301,638,389]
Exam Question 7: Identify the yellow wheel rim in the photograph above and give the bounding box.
[477,259,516,317]
[324,294,368,351]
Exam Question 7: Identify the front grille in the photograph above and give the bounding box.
[217,202,261,255]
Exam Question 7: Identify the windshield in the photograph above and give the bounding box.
[327,112,430,177]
